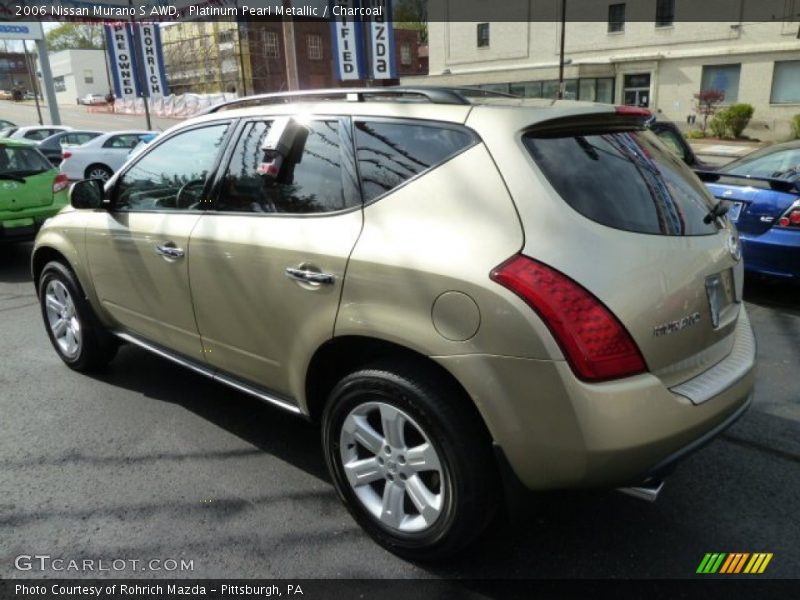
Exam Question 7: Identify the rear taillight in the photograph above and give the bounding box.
[776,202,800,228]
[614,105,652,117]
[52,173,69,194]
[491,255,647,382]
[62,150,72,159]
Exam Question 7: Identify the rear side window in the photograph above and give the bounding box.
[354,121,477,202]
[523,129,717,236]
[0,146,52,176]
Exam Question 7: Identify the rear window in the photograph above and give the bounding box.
[523,128,717,236]
[0,145,52,177]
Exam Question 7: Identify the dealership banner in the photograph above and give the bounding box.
[132,22,170,97]
[105,23,140,99]
[365,0,396,79]
[329,0,366,81]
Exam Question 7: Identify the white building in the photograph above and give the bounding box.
[41,49,111,105]
[407,0,800,140]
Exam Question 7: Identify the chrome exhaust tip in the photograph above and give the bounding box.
[617,479,664,503]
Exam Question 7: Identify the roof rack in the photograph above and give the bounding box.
[201,86,518,114]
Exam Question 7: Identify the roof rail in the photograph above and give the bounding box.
[201,86,477,114]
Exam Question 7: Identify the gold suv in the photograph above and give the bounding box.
[33,88,755,559]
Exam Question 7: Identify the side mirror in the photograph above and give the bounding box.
[69,178,105,209]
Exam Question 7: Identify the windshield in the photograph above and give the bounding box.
[524,128,718,236]
[0,145,53,177]
[722,146,800,180]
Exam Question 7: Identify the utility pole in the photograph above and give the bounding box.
[282,0,299,90]
[23,40,43,125]
[557,0,566,99]
[235,0,248,96]
[129,0,152,130]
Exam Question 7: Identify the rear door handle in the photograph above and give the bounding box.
[285,267,334,285]
[155,244,185,259]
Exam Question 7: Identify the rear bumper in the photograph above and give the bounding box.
[434,307,756,490]
[741,228,800,280]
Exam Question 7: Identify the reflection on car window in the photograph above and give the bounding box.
[0,146,51,176]
[219,120,351,214]
[725,148,800,180]
[354,121,476,202]
[524,129,717,236]
[114,124,229,212]
[104,135,143,149]
[655,130,686,161]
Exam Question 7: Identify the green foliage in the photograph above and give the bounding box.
[685,129,707,139]
[394,0,428,43]
[45,24,104,52]
[707,103,755,139]
[791,114,800,139]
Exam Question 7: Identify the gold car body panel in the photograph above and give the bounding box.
[83,211,205,362]
[188,209,363,402]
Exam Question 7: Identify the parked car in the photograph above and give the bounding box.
[698,140,800,280]
[0,125,73,142]
[32,88,755,559]
[128,132,159,159]
[649,120,714,169]
[37,130,104,166]
[0,139,69,241]
[78,93,108,106]
[59,130,155,181]
[0,90,13,100]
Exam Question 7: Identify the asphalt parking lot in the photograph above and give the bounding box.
[1,240,798,581]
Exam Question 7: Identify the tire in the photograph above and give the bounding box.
[85,164,113,182]
[39,261,118,372]
[322,359,499,560]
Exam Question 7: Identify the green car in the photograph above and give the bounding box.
[1,138,69,241]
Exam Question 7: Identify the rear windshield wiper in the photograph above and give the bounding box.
[0,173,26,183]
[703,201,730,224]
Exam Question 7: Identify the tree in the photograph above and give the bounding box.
[46,23,104,52]
[394,0,428,43]
[693,89,725,135]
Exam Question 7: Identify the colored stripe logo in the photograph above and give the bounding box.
[697,553,773,574]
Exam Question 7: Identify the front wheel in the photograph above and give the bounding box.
[39,261,117,371]
[322,360,499,560]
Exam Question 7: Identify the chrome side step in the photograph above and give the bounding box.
[114,332,303,415]
[617,479,664,503]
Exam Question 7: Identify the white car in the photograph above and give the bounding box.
[60,130,155,181]
[0,125,72,142]
[79,93,109,105]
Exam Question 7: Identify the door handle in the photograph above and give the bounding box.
[285,266,335,285]
[155,244,185,259]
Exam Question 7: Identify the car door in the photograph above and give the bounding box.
[84,122,233,361]
[188,116,363,398]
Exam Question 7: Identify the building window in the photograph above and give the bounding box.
[307,34,322,60]
[83,69,93,84]
[218,30,234,44]
[701,64,741,103]
[771,60,800,103]
[263,30,279,59]
[608,3,626,33]
[477,23,490,47]
[400,43,412,66]
[53,76,66,92]
[655,0,675,27]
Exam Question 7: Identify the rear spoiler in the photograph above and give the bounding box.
[694,170,800,194]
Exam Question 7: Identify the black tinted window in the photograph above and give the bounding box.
[354,121,476,202]
[523,129,717,236]
[219,120,350,214]
[0,146,52,175]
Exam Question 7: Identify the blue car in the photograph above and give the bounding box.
[699,140,800,280]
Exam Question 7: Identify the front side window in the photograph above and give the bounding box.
[771,61,800,104]
[524,128,718,236]
[608,3,626,33]
[219,120,351,214]
[114,124,229,211]
[701,64,741,104]
[354,121,477,202]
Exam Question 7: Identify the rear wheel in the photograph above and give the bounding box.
[85,164,112,182]
[322,359,499,560]
[39,261,117,371]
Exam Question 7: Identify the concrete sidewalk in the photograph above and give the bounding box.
[688,138,766,159]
